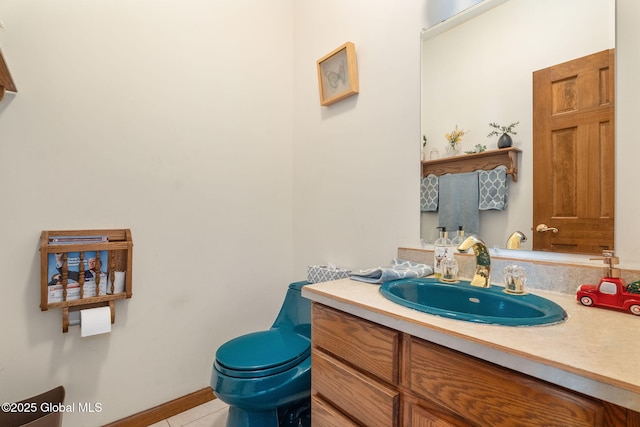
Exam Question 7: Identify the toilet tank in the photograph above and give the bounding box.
[271,281,311,339]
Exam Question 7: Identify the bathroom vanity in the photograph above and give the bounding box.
[302,278,640,426]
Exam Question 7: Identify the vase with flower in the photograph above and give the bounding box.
[445,125,466,157]
[487,121,519,149]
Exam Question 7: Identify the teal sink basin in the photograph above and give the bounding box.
[379,278,566,326]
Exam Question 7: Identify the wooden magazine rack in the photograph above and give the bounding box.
[40,229,133,333]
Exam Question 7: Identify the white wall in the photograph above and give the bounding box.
[615,0,640,266]
[292,0,425,274]
[0,0,638,425]
[0,1,294,425]
[423,0,487,29]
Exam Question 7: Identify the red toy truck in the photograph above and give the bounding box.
[577,277,640,316]
[576,251,640,316]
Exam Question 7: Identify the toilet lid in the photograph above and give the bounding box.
[215,329,310,378]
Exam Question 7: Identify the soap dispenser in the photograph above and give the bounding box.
[433,227,453,278]
[593,250,621,278]
[451,226,465,246]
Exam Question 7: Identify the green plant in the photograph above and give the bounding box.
[464,144,487,154]
[422,135,428,148]
[487,121,519,137]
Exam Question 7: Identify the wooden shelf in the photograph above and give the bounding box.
[39,229,133,333]
[422,147,521,181]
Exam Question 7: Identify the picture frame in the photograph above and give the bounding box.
[316,42,359,106]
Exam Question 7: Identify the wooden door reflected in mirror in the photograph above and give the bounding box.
[532,49,615,254]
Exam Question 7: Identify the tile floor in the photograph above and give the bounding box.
[148,399,229,427]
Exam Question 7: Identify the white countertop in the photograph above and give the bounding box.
[302,278,640,412]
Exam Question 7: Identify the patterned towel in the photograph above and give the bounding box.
[420,174,439,212]
[349,259,433,284]
[478,165,508,210]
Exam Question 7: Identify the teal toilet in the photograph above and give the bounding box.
[211,281,312,427]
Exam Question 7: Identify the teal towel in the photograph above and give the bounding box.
[438,171,479,236]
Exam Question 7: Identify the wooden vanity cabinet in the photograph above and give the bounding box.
[406,336,602,426]
[311,302,640,427]
[311,303,400,426]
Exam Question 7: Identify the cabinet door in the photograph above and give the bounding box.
[311,396,359,427]
[312,303,399,384]
[407,338,603,427]
[405,401,470,427]
[312,349,399,427]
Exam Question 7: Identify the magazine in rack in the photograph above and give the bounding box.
[46,235,110,304]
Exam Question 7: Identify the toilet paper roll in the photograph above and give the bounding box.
[80,306,112,337]
[109,271,126,294]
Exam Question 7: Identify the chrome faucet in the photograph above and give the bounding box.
[506,231,527,250]
[457,235,491,288]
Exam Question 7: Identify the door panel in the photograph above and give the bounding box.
[533,49,614,254]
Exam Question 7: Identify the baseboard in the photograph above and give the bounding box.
[103,387,215,427]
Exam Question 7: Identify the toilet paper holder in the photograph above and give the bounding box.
[63,300,115,332]
[39,228,133,333]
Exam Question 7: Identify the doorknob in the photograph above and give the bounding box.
[536,224,558,233]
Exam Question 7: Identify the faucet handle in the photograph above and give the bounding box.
[503,265,526,294]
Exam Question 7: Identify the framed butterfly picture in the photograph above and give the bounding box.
[317,42,359,106]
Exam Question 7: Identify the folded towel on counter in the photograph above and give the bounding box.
[307,264,351,283]
[349,258,433,284]
[478,165,508,210]
[420,174,439,212]
[438,171,479,236]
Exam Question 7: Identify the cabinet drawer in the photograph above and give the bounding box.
[407,338,603,427]
[312,303,399,384]
[311,396,359,427]
[313,348,399,427]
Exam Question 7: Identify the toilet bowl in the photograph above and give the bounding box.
[211,281,312,427]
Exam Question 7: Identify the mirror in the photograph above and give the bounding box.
[420,0,615,251]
